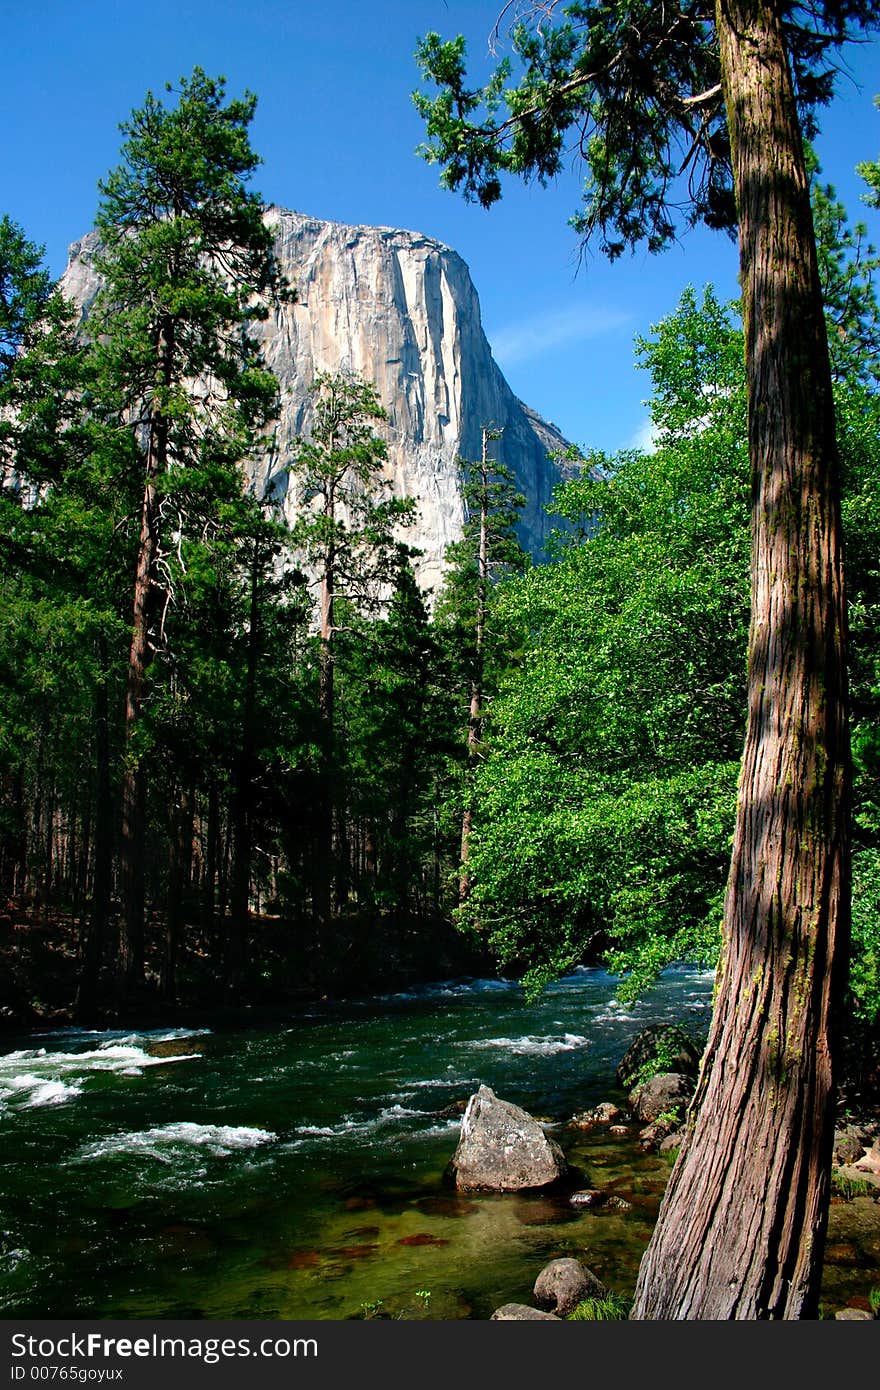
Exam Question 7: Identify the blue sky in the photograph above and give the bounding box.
[3,1,878,452]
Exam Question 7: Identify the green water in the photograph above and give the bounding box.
[9,962,865,1320]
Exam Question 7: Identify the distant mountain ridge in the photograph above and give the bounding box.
[61,207,573,594]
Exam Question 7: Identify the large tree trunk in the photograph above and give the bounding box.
[118,459,160,987]
[118,319,173,992]
[632,0,850,1320]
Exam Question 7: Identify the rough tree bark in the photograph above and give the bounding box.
[118,317,173,990]
[632,0,851,1319]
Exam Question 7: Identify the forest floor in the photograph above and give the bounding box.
[0,898,494,1032]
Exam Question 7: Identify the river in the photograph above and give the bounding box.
[1,964,871,1320]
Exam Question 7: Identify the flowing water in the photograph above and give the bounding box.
[0,966,875,1319]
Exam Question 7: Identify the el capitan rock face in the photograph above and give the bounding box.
[61,207,572,595]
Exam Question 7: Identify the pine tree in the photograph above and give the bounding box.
[287,371,415,923]
[435,429,527,902]
[92,68,288,990]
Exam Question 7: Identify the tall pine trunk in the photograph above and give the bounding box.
[118,319,173,991]
[632,0,850,1320]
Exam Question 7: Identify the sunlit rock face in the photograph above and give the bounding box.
[62,208,571,597]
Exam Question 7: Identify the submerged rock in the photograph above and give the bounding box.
[534,1258,605,1316]
[491,1304,561,1320]
[569,1188,607,1208]
[570,1102,623,1129]
[447,1085,568,1193]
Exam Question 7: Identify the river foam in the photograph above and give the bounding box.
[75,1122,276,1164]
[459,1033,590,1057]
[0,1038,203,1111]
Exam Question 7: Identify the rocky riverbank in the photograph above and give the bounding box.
[439,1026,880,1321]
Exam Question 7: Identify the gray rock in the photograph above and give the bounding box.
[570,1102,623,1128]
[604,1196,632,1212]
[616,1026,702,1088]
[854,1136,880,1175]
[833,1125,871,1166]
[629,1072,694,1123]
[534,1258,606,1316]
[659,1129,686,1153]
[61,211,573,600]
[834,1308,873,1320]
[639,1123,667,1151]
[569,1188,606,1207]
[448,1085,568,1192]
[491,1304,561,1320]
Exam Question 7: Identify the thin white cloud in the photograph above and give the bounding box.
[489,303,633,367]
[630,417,658,453]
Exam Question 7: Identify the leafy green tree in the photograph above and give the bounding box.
[0,216,76,476]
[415,1,878,1318]
[287,371,415,922]
[92,68,287,988]
[464,286,748,993]
[335,549,458,922]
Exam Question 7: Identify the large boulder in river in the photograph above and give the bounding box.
[447,1085,568,1192]
[616,1026,702,1089]
[534,1258,606,1316]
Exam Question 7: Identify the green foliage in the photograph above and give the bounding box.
[856,95,880,210]
[809,149,880,385]
[851,846,880,1026]
[287,371,415,606]
[831,1171,871,1200]
[93,66,287,504]
[359,1299,385,1320]
[869,1287,880,1316]
[459,288,747,994]
[624,1026,699,1088]
[457,261,880,1004]
[414,4,879,258]
[568,1292,632,1320]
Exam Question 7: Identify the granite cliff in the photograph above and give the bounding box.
[61,207,571,594]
